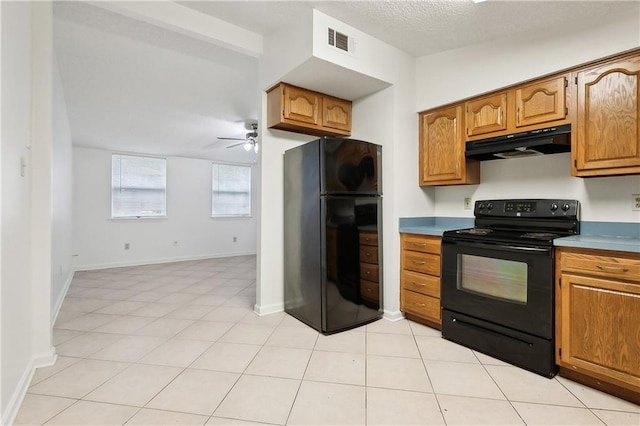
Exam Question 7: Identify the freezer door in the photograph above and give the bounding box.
[322,138,381,195]
[323,196,382,333]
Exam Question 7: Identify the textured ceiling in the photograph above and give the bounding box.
[180,0,639,57]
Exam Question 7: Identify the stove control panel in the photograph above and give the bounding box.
[474,199,579,218]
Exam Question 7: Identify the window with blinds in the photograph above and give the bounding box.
[111,154,167,218]
[212,163,251,217]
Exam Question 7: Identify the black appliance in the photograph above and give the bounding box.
[441,199,579,377]
[284,137,382,334]
[465,124,571,161]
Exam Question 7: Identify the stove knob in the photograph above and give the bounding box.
[487,203,494,210]
[479,203,486,210]
[561,203,571,211]
[550,203,558,211]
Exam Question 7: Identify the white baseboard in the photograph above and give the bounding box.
[74,251,257,271]
[383,310,405,322]
[52,271,74,326]
[2,347,56,426]
[253,302,284,316]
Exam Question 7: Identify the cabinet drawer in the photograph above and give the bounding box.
[359,232,378,247]
[360,279,379,301]
[402,270,440,298]
[402,251,440,276]
[561,251,640,284]
[402,234,440,255]
[360,263,379,283]
[360,245,378,264]
[402,290,440,321]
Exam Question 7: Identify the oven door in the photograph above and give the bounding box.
[441,237,554,339]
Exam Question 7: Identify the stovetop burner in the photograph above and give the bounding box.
[521,232,561,240]
[456,228,493,236]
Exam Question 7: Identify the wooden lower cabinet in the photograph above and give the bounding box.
[359,231,379,307]
[400,234,441,329]
[556,247,640,404]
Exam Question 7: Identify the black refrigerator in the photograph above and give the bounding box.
[284,137,382,334]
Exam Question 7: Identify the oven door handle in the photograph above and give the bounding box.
[453,241,551,254]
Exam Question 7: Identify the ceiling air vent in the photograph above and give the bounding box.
[327,28,350,52]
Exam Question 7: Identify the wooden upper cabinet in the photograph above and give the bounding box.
[419,105,479,186]
[574,55,640,176]
[283,85,320,126]
[322,96,351,132]
[465,93,507,137]
[465,75,571,141]
[267,82,352,137]
[516,76,567,128]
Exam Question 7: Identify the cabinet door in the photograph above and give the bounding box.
[322,96,351,132]
[466,93,507,137]
[516,76,567,128]
[576,56,640,173]
[283,85,320,126]
[559,273,640,390]
[419,106,465,185]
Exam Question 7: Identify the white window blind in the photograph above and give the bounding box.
[212,163,251,217]
[111,154,166,218]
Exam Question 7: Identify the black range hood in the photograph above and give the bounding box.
[465,124,571,161]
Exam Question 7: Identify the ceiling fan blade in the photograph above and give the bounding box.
[217,137,246,141]
[226,142,245,149]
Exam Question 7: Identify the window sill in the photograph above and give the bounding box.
[211,216,253,220]
[109,216,168,221]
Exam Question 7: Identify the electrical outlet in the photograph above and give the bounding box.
[124,243,130,250]
[464,197,472,210]
[633,194,640,211]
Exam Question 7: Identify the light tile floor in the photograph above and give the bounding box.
[15,255,640,425]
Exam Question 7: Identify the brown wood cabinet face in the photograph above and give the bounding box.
[559,274,640,387]
[283,85,320,126]
[576,56,640,175]
[400,234,442,328]
[267,83,352,137]
[516,76,567,128]
[465,93,507,137]
[402,291,441,322]
[322,97,351,132]
[556,248,640,402]
[419,105,479,186]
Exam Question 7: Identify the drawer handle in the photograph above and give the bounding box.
[415,303,426,307]
[366,253,372,257]
[412,243,427,247]
[412,260,426,265]
[367,288,372,292]
[366,271,371,275]
[596,265,629,273]
[411,281,426,287]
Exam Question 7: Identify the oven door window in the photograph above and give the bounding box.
[457,254,527,304]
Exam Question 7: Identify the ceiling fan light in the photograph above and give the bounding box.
[243,141,252,151]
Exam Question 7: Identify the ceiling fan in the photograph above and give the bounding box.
[217,123,259,153]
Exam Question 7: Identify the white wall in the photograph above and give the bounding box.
[416,13,640,223]
[1,2,60,422]
[416,10,640,111]
[51,53,74,319]
[256,10,425,318]
[73,147,258,270]
[1,2,33,419]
